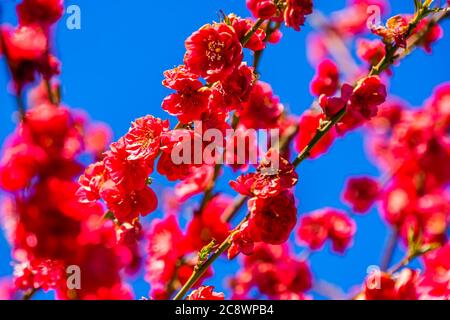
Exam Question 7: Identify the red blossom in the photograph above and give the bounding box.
[349,76,387,121]
[415,18,443,54]
[157,129,201,181]
[100,180,157,223]
[187,286,225,300]
[14,259,65,292]
[284,0,314,32]
[162,66,210,123]
[246,0,278,20]
[295,110,337,159]
[104,138,153,190]
[247,191,298,245]
[125,115,169,161]
[230,244,312,299]
[228,15,266,51]
[342,177,380,214]
[186,195,231,251]
[230,150,298,199]
[175,165,215,202]
[238,81,284,129]
[184,23,243,82]
[228,221,255,259]
[297,208,356,253]
[310,59,340,97]
[17,0,64,27]
[76,161,107,203]
[418,243,450,299]
[210,63,256,111]
[356,38,386,67]
[331,0,389,36]
[362,269,420,300]
[0,143,47,192]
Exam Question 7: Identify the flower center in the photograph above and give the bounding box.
[206,40,225,62]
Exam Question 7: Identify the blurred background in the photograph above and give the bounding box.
[0,0,449,299]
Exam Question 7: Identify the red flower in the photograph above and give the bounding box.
[228,221,255,259]
[116,221,143,246]
[363,272,398,300]
[84,123,113,158]
[2,25,47,61]
[231,244,312,299]
[125,115,169,161]
[77,161,107,203]
[185,195,231,251]
[0,143,47,192]
[295,110,337,159]
[247,191,297,245]
[228,15,266,51]
[415,18,443,54]
[187,286,225,300]
[326,209,356,253]
[419,243,450,299]
[319,83,353,119]
[348,76,387,120]
[184,23,243,82]
[162,66,210,123]
[310,59,340,97]
[238,81,283,129]
[297,208,356,253]
[157,129,200,181]
[145,216,186,284]
[17,0,64,27]
[356,39,386,67]
[284,0,314,32]
[14,259,65,292]
[297,212,329,250]
[175,165,215,202]
[210,63,255,111]
[104,138,153,190]
[342,177,380,214]
[362,269,420,300]
[1,25,54,91]
[100,180,157,223]
[246,0,278,20]
[230,150,298,199]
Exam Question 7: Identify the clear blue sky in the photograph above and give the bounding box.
[0,0,449,299]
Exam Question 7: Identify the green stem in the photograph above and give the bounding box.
[241,19,264,47]
[172,1,448,302]
[380,228,399,271]
[292,107,346,168]
[173,214,249,300]
[22,288,39,300]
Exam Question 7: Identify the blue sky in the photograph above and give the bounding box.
[0,0,449,299]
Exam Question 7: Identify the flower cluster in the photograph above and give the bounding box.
[78,115,168,223]
[297,208,356,253]
[360,243,449,300]
[145,208,230,299]
[0,0,448,302]
[367,84,450,246]
[187,286,225,300]
[230,244,312,299]
[0,0,63,94]
[247,0,314,31]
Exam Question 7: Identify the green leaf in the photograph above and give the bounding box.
[197,239,217,265]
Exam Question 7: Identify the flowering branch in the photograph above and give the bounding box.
[380,228,399,271]
[172,2,448,300]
